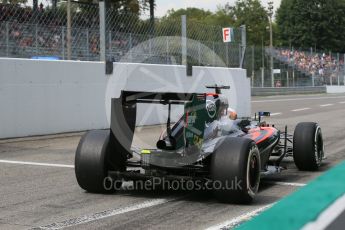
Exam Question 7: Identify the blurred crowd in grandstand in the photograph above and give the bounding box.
[0,3,100,26]
[0,3,172,62]
[0,22,100,60]
[275,49,344,84]
[0,3,102,59]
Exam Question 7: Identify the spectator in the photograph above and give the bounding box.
[275,48,342,85]
[275,80,282,88]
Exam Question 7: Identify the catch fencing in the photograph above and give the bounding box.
[0,1,244,67]
[3,1,342,87]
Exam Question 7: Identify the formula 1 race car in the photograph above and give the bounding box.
[75,86,324,204]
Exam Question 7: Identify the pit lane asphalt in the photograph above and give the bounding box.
[1,93,345,230]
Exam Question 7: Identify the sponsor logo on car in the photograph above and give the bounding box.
[206,100,216,118]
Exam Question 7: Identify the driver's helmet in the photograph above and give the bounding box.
[228,107,237,120]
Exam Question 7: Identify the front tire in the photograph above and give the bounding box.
[211,137,261,204]
[293,122,324,171]
[75,130,125,193]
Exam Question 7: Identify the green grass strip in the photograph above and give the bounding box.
[237,161,345,230]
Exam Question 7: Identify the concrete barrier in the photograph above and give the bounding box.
[326,86,345,93]
[0,58,250,138]
[252,86,326,96]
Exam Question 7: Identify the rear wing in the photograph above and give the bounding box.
[121,91,196,105]
[110,91,200,158]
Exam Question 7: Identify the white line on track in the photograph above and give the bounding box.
[205,203,275,230]
[263,181,306,187]
[339,101,345,104]
[320,104,334,107]
[302,193,345,230]
[0,159,74,168]
[270,113,282,116]
[252,96,345,103]
[292,108,310,112]
[35,198,177,230]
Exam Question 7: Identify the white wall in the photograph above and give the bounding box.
[0,58,250,138]
[326,86,345,94]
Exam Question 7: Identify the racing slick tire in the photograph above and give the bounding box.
[211,137,261,204]
[293,122,324,171]
[75,130,125,193]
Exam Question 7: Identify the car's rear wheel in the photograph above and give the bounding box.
[75,130,125,193]
[293,122,324,171]
[211,137,261,204]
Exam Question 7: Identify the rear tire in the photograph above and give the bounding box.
[75,130,125,193]
[293,122,324,171]
[211,137,261,204]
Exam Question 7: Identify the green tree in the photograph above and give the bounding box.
[276,0,345,52]
[73,0,149,15]
[222,0,270,45]
[275,0,294,47]
[162,7,214,21]
[158,8,216,39]
[208,6,236,28]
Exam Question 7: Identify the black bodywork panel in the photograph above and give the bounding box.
[109,90,286,176]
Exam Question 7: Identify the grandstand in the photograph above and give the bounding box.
[274,48,345,86]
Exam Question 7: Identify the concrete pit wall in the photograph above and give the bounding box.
[0,58,250,138]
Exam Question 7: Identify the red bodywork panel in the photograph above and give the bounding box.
[245,127,278,144]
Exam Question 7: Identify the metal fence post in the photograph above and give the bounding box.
[129,33,133,62]
[67,0,72,60]
[149,37,152,57]
[261,45,265,87]
[261,68,264,88]
[198,42,201,66]
[166,37,169,64]
[35,24,38,54]
[61,27,65,60]
[99,0,106,61]
[86,28,89,61]
[240,25,246,68]
[225,43,229,67]
[181,15,187,66]
[252,45,255,86]
[239,44,241,67]
[286,70,289,87]
[212,42,215,66]
[312,73,315,87]
[337,53,340,85]
[270,46,274,87]
[108,31,112,57]
[6,21,9,56]
[343,54,345,85]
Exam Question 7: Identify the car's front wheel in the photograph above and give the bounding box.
[293,122,324,171]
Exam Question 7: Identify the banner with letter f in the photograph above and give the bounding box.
[222,27,234,43]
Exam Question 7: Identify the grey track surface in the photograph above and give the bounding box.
[1,93,345,230]
[326,209,345,230]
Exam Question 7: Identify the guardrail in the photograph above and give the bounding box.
[252,87,327,96]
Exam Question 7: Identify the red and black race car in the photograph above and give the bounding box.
[75,85,325,204]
